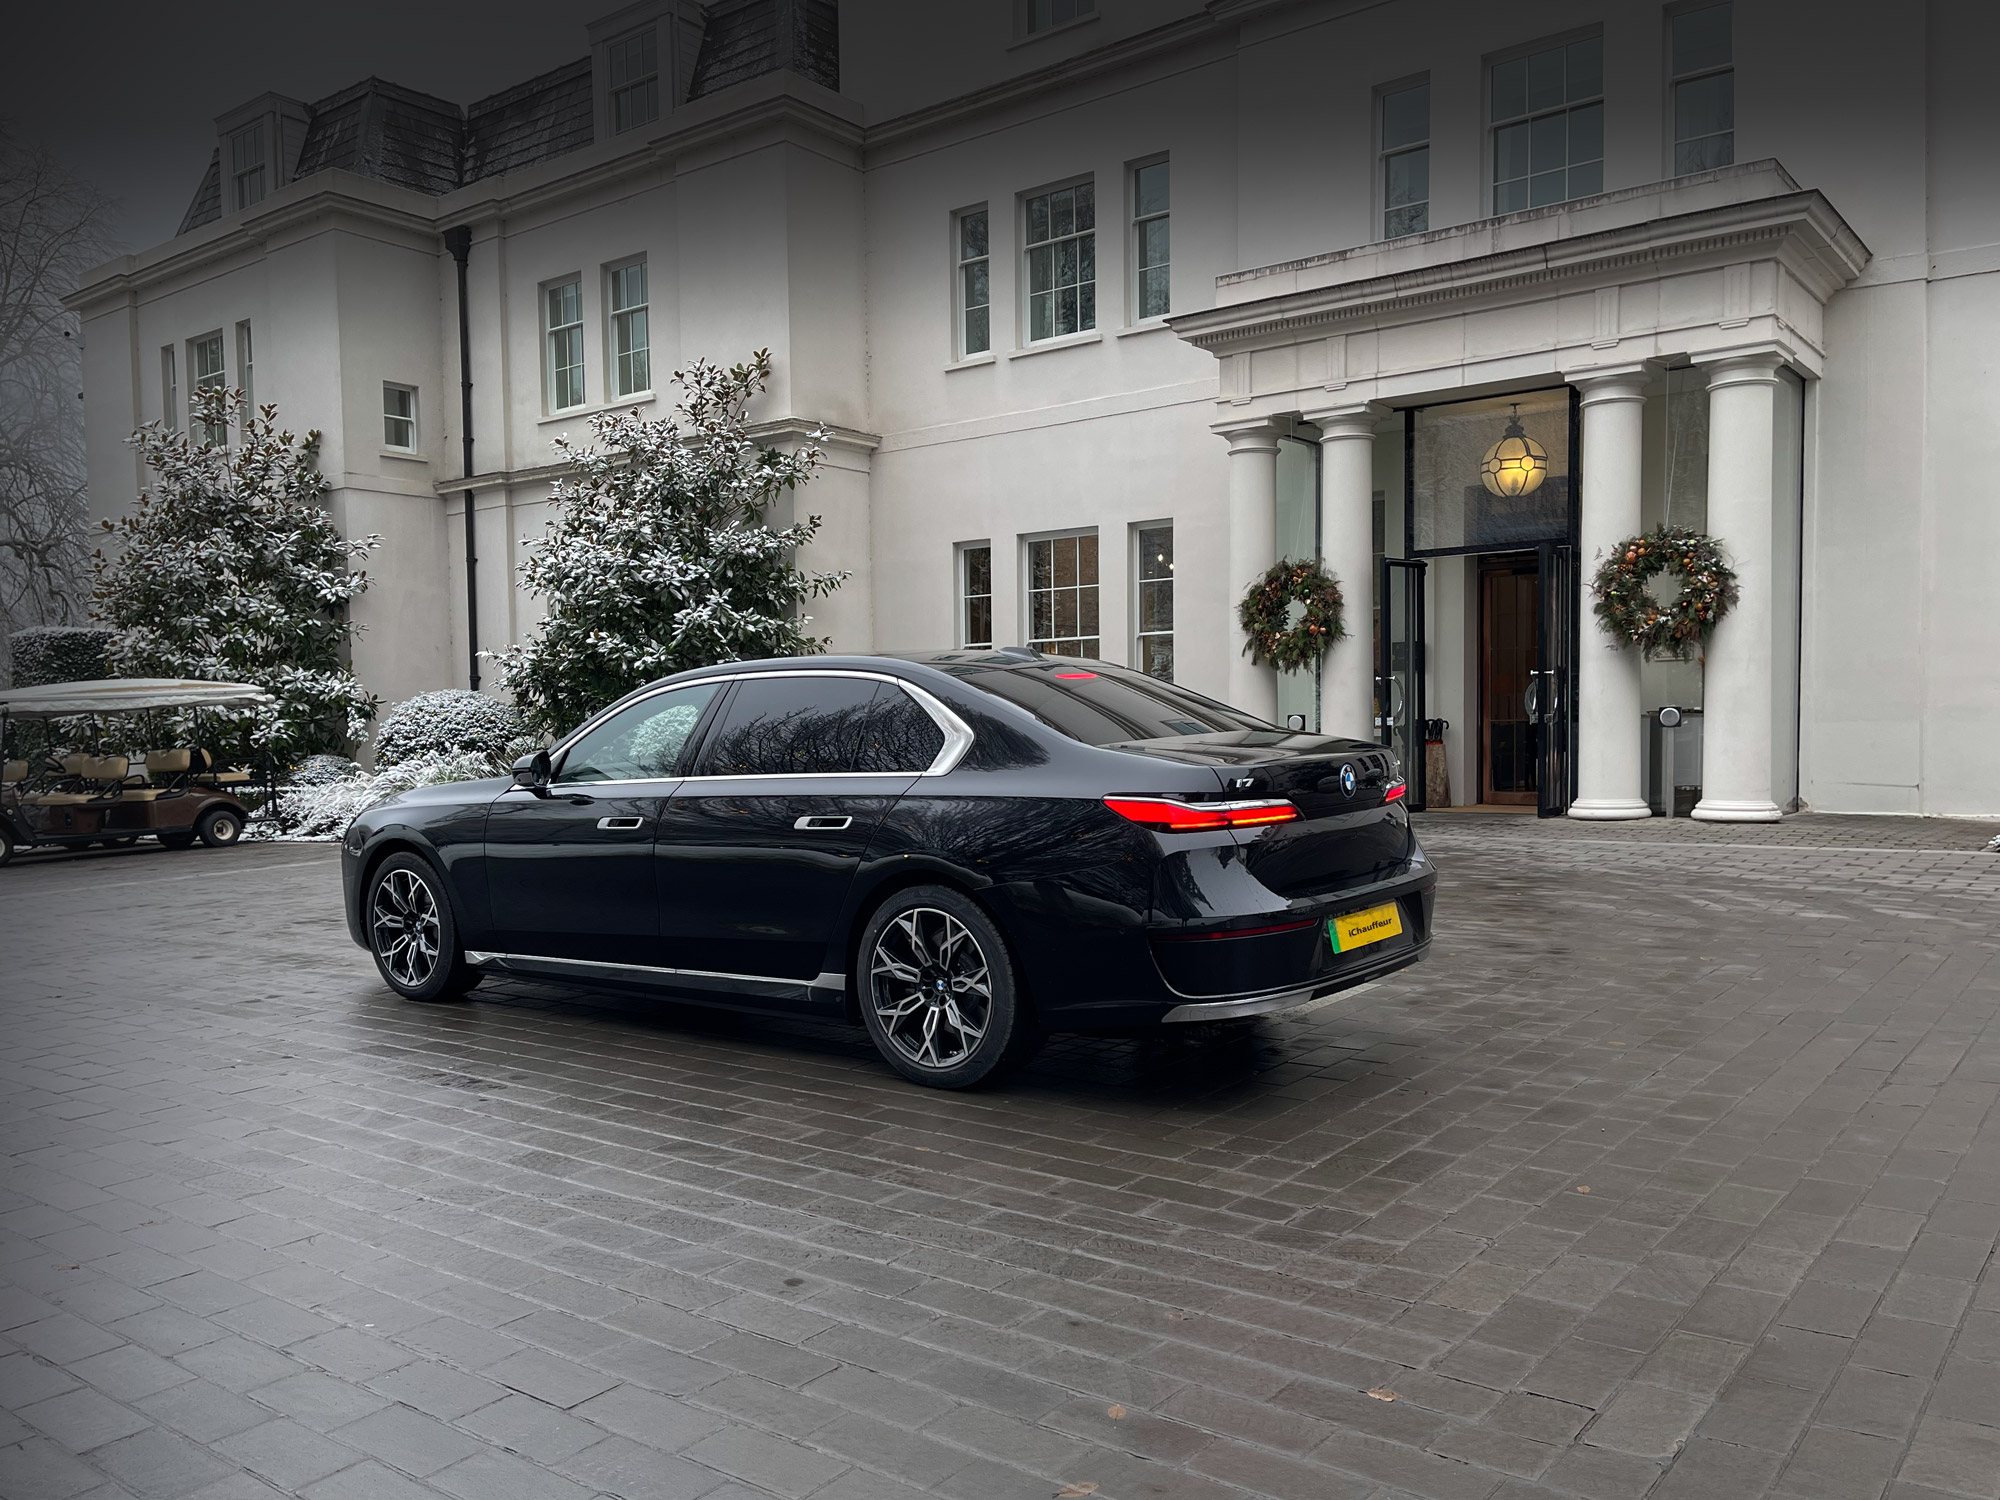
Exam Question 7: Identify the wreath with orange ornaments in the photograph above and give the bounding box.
[1238,559,1346,672]
[1590,524,1740,660]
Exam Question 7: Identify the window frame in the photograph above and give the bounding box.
[160,346,178,432]
[1666,0,1734,177]
[549,670,974,786]
[1130,519,1174,681]
[957,540,993,648]
[1377,75,1431,240]
[188,330,226,445]
[607,25,661,135]
[382,382,418,453]
[953,206,991,360]
[605,256,651,399]
[1129,155,1170,323]
[1486,27,1606,216]
[1022,527,1101,659]
[542,274,586,413]
[229,123,267,212]
[1020,176,1097,345]
[234,321,254,420]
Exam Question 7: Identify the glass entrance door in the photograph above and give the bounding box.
[1535,541,1577,817]
[1379,557,1426,808]
[1478,555,1540,806]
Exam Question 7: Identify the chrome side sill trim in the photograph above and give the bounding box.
[464,950,845,996]
[1161,980,1379,1024]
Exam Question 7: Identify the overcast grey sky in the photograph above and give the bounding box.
[10,1,602,253]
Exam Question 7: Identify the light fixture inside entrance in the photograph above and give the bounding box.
[1480,406,1549,497]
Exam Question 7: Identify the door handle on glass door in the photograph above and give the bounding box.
[793,815,853,831]
[596,816,646,831]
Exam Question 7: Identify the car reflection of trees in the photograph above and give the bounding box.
[698,699,944,776]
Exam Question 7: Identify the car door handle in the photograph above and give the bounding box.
[793,815,852,831]
[596,816,646,831]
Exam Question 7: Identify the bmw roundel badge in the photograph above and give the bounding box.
[1339,764,1358,798]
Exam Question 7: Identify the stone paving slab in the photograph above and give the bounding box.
[0,823,1995,1499]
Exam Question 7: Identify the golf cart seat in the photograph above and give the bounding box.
[59,753,137,792]
[145,749,196,777]
[2,760,26,785]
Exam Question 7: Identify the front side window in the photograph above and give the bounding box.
[545,278,584,411]
[959,543,992,648]
[696,676,890,777]
[190,332,226,444]
[1672,4,1734,173]
[161,347,178,432]
[1491,36,1603,213]
[230,124,267,211]
[560,682,721,783]
[608,260,650,397]
[1132,160,1169,319]
[609,28,660,133]
[1025,182,1095,342]
[1026,531,1099,658]
[1381,82,1430,237]
[956,209,989,357]
[1134,523,1173,681]
[383,384,416,450]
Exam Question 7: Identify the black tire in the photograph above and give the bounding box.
[158,830,197,851]
[365,852,479,1003]
[0,825,13,867]
[195,806,243,848]
[856,885,1041,1089]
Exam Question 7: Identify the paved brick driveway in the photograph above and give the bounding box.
[1,813,1997,1500]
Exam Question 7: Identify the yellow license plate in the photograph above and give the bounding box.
[1330,902,1403,953]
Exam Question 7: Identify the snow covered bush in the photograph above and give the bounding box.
[375,689,531,767]
[493,350,845,739]
[93,386,381,763]
[9,625,115,686]
[290,753,360,786]
[259,751,501,841]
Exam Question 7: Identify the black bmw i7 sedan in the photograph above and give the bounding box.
[342,650,1436,1088]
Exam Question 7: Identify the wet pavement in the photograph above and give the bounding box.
[1,812,1997,1500]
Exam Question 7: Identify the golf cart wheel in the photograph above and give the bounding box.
[195,807,242,848]
[0,825,13,867]
[158,830,197,851]
[366,852,479,1003]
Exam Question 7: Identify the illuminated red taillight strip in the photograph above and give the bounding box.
[1384,780,1407,802]
[1103,796,1301,832]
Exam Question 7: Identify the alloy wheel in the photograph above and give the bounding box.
[372,868,441,989]
[870,906,992,1070]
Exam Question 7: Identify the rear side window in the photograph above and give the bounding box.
[696,675,899,776]
[948,662,1269,745]
[858,687,946,772]
[560,682,721,782]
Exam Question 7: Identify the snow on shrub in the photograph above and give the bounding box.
[375,689,531,766]
[9,625,116,687]
[290,753,361,786]
[257,752,501,841]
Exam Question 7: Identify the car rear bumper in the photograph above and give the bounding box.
[1160,928,1429,1021]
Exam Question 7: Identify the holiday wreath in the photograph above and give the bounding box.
[1589,524,1740,660]
[1238,559,1345,672]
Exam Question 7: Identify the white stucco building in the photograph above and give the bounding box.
[68,0,2000,817]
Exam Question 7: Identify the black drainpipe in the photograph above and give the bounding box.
[444,225,479,691]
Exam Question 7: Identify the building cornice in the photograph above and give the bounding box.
[431,417,880,496]
[1168,166,1871,356]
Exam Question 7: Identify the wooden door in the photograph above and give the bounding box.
[1480,555,1540,805]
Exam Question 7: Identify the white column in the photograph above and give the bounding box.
[1218,418,1280,720]
[1302,404,1380,739]
[1567,367,1652,819]
[1692,349,1785,822]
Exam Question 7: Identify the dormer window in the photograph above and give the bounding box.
[609,28,660,133]
[230,124,267,211]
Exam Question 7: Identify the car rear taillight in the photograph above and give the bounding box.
[1384,780,1407,802]
[1103,796,1302,832]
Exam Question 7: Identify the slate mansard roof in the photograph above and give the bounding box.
[177,0,840,235]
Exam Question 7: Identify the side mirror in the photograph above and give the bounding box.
[511,750,551,795]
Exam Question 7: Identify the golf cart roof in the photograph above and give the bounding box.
[0,678,276,718]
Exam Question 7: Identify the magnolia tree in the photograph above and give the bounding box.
[93,387,380,762]
[495,351,845,737]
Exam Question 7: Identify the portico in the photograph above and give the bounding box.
[1172,162,1867,820]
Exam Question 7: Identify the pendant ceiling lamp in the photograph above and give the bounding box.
[1480,405,1549,497]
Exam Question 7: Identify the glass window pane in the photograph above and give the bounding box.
[1673,3,1732,74]
[695,675,882,777]
[967,596,992,648]
[1078,281,1095,331]
[1566,36,1603,101]
[1029,244,1052,293]
[1675,132,1734,174]
[562,684,720,782]
[1053,536,1077,587]
[966,260,990,308]
[966,545,990,595]
[1496,179,1529,214]
[1383,83,1429,150]
[1074,181,1095,231]
[1495,122,1531,182]
[1674,74,1733,142]
[961,209,987,259]
[1526,46,1565,113]
[1386,202,1428,237]
[1491,57,1526,121]
[1139,218,1169,269]
[1027,194,1049,245]
[1567,159,1603,198]
[1386,146,1428,208]
[1568,102,1603,166]
[1030,539,1053,590]
[1056,238,1078,288]
[1078,531,1099,583]
[1030,591,1053,639]
[1052,189,1074,239]
[1529,113,1567,174]
[1135,161,1169,218]
[856,689,946,774]
[1030,292,1053,341]
[965,305,990,354]
[1078,232,1095,284]
[1529,169,1568,207]
[1053,589,1077,637]
[1058,287,1078,335]
[1139,265,1170,318]
[1079,586,1098,637]
[1139,526,1171,582]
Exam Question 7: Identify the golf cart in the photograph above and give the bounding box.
[0,678,275,867]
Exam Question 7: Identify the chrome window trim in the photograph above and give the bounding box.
[548,669,973,786]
